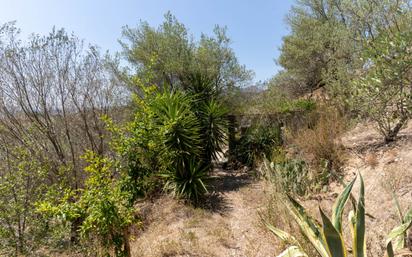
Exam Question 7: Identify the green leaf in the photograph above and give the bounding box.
[386,218,412,250]
[332,178,356,233]
[266,223,298,243]
[403,207,412,224]
[353,175,366,257]
[320,208,347,257]
[286,195,330,257]
[386,241,395,257]
[277,246,308,257]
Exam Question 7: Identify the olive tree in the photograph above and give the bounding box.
[350,29,412,142]
[120,12,253,96]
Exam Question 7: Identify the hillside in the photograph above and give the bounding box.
[127,121,412,257]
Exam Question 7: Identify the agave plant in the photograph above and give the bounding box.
[266,175,412,257]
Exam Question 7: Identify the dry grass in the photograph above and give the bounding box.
[129,169,279,257]
[290,106,346,182]
[261,161,322,257]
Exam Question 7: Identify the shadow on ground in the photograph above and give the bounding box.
[346,134,412,154]
[199,167,254,215]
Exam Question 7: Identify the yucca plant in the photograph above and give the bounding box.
[266,175,412,257]
[150,90,202,163]
[198,99,228,166]
[183,72,228,166]
[161,157,209,204]
[149,90,216,203]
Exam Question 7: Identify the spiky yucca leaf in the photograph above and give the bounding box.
[198,99,228,164]
[151,90,201,158]
[161,158,209,203]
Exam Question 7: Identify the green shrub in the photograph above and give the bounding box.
[348,29,412,143]
[0,148,49,256]
[277,99,316,114]
[270,159,309,196]
[233,120,282,167]
[38,151,136,257]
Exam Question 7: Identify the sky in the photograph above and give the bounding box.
[0,0,295,82]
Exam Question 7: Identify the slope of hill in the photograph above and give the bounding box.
[128,121,412,257]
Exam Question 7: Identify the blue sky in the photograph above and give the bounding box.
[0,0,294,82]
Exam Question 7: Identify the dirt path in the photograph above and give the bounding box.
[130,168,277,257]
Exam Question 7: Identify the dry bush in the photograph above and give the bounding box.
[290,106,347,183]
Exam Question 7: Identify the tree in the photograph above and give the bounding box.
[120,12,253,96]
[277,0,411,97]
[350,29,412,142]
[0,25,127,187]
[278,0,355,94]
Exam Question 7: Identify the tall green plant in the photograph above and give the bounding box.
[150,90,201,165]
[198,99,228,166]
[149,90,212,203]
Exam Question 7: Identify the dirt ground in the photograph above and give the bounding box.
[130,168,278,257]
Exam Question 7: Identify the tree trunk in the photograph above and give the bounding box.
[385,116,408,143]
[70,217,83,244]
[123,228,131,257]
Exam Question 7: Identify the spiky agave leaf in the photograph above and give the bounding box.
[332,178,356,233]
[320,208,347,257]
[386,241,395,257]
[353,175,366,257]
[277,246,308,257]
[285,195,330,257]
[386,207,412,251]
[266,223,299,244]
